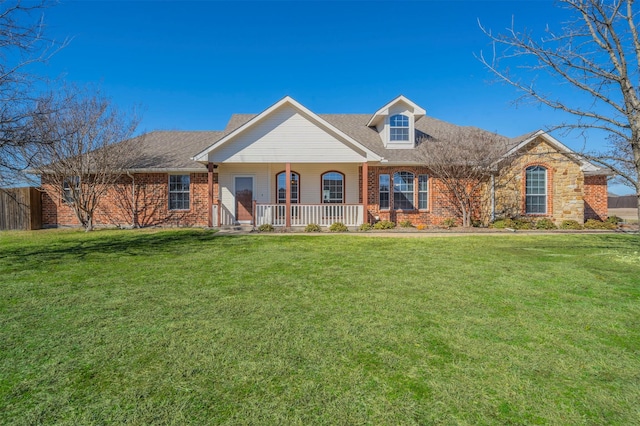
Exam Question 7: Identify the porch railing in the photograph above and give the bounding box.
[212,201,236,227]
[255,204,287,227]
[255,204,363,227]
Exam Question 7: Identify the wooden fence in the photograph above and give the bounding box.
[0,187,42,230]
[608,195,637,209]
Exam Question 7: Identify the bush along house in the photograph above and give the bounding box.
[40,95,609,229]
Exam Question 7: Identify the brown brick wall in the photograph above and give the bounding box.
[365,166,471,226]
[41,172,209,228]
[584,175,608,220]
[39,148,608,228]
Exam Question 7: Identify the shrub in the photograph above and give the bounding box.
[492,217,537,230]
[329,222,348,232]
[492,217,522,229]
[472,219,482,228]
[535,218,557,230]
[304,223,321,232]
[257,224,275,232]
[416,224,426,230]
[358,223,373,231]
[606,215,622,225]
[442,218,456,228]
[491,218,510,229]
[373,220,396,230]
[398,220,413,228]
[560,220,583,230]
[512,218,533,230]
[584,219,616,230]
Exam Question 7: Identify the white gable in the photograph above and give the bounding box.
[193,96,381,164]
[208,104,368,163]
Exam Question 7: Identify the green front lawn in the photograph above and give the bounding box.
[1,229,639,424]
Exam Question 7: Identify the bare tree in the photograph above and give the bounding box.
[419,128,513,227]
[31,88,142,231]
[478,0,640,222]
[0,0,66,186]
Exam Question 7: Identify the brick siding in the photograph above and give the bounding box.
[40,139,608,228]
[584,175,608,221]
[365,166,471,226]
[42,172,209,228]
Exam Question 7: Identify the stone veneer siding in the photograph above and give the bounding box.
[494,137,604,224]
[42,172,209,228]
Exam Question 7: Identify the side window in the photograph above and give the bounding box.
[169,175,190,210]
[418,174,428,210]
[62,176,79,203]
[525,166,547,214]
[379,174,390,210]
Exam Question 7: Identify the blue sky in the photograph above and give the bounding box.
[38,0,631,193]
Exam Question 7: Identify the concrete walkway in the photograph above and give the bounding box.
[216,228,634,237]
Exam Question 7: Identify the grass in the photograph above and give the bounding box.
[1,229,639,425]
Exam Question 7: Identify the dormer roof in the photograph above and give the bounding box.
[366,95,426,127]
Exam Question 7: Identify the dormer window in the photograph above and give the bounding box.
[367,96,425,148]
[389,114,409,141]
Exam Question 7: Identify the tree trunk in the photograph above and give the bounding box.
[630,129,640,226]
[636,190,640,227]
[85,216,93,232]
[460,203,470,228]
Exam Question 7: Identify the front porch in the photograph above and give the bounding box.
[207,161,371,228]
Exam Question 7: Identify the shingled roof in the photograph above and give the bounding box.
[124,130,222,171]
[124,112,532,170]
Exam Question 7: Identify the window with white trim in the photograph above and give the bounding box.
[169,174,190,210]
[525,166,547,214]
[62,176,80,204]
[393,171,414,210]
[276,171,299,204]
[418,174,428,210]
[379,174,390,210]
[389,114,409,141]
[322,172,344,204]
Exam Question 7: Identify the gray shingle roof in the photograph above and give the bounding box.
[128,114,528,170]
[320,114,511,162]
[126,130,223,171]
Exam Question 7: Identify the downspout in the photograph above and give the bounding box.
[490,174,496,222]
[126,171,136,228]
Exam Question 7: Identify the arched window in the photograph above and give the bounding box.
[389,114,409,141]
[525,166,547,214]
[322,171,344,204]
[393,171,414,210]
[276,171,299,204]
